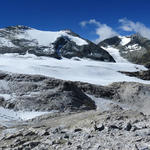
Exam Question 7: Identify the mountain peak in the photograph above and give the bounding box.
[5,25,32,31]
[0,25,115,62]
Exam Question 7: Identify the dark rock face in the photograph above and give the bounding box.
[0,25,115,62]
[99,36,121,47]
[0,72,96,112]
[119,70,150,80]
[59,39,115,61]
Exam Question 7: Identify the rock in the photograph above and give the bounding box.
[0,96,5,106]
[67,141,72,145]
[5,132,23,140]
[23,130,36,136]
[99,36,121,47]
[74,128,82,132]
[77,145,82,150]
[93,122,105,131]
[124,122,132,131]
[63,134,69,139]
[108,124,122,130]
[22,141,40,149]
[120,70,150,80]
[0,73,96,112]
[37,130,49,136]
[0,108,150,149]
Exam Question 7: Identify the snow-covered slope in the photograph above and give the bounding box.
[16,29,88,46]
[101,46,128,63]
[0,53,149,86]
[119,36,131,46]
[0,25,115,62]
[0,26,88,47]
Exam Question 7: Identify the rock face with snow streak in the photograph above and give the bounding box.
[0,25,115,62]
[98,34,150,67]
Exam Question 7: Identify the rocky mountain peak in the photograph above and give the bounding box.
[98,36,121,47]
[5,25,32,31]
[0,25,115,62]
[98,33,150,67]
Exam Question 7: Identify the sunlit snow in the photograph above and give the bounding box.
[119,36,131,46]
[0,51,149,86]
[16,29,88,46]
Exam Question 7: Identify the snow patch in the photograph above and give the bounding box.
[126,44,141,51]
[101,46,128,63]
[119,36,131,46]
[0,94,11,101]
[0,37,16,47]
[0,107,49,122]
[88,94,138,111]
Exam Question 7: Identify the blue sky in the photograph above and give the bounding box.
[0,0,150,42]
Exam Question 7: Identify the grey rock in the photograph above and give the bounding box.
[74,128,82,132]
[0,72,96,112]
[120,70,150,80]
[124,122,132,131]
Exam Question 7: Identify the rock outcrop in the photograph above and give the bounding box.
[120,70,150,80]
[0,72,96,112]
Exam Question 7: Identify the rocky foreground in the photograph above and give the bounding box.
[1,109,150,150]
[0,72,150,149]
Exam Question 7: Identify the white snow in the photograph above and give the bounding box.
[88,95,132,111]
[16,29,88,46]
[0,107,49,122]
[126,44,141,51]
[101,46,128,63]
[0,94,11,101]
[0,52,149,86]
[0,37,16,47]
[119,36,131,46]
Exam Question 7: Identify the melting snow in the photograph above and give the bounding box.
[0,107,48,122]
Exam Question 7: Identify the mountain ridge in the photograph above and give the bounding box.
[98,34,150,67]
[0,25,115,62]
